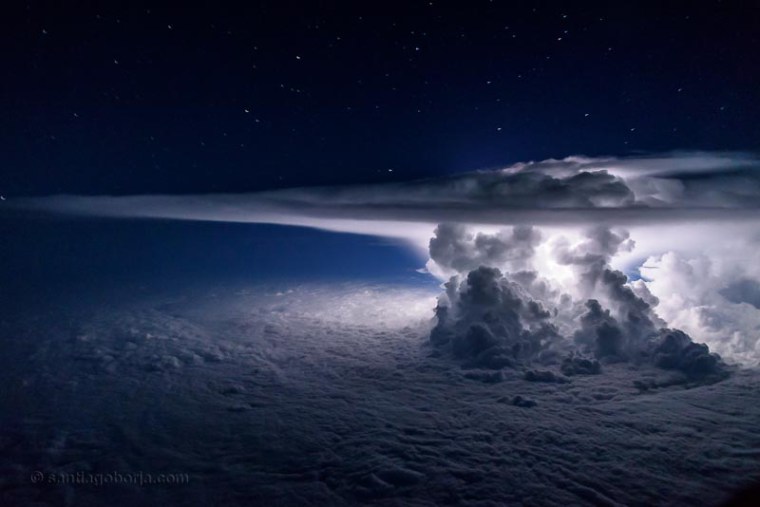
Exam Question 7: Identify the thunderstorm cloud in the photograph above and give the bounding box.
[6,151,760,367]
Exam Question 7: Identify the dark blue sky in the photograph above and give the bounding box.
[0,215,433,298]
[2,1,758,196]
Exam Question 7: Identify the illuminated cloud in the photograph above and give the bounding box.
[428,225,728,379]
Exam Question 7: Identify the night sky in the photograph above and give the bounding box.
[3,1,759,197]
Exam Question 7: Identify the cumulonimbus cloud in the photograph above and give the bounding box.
[5,151,760,367]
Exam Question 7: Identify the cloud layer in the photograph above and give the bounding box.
[8,152,760,231]
[4,281,759,506]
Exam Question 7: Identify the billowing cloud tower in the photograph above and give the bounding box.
[427,223,726,384]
